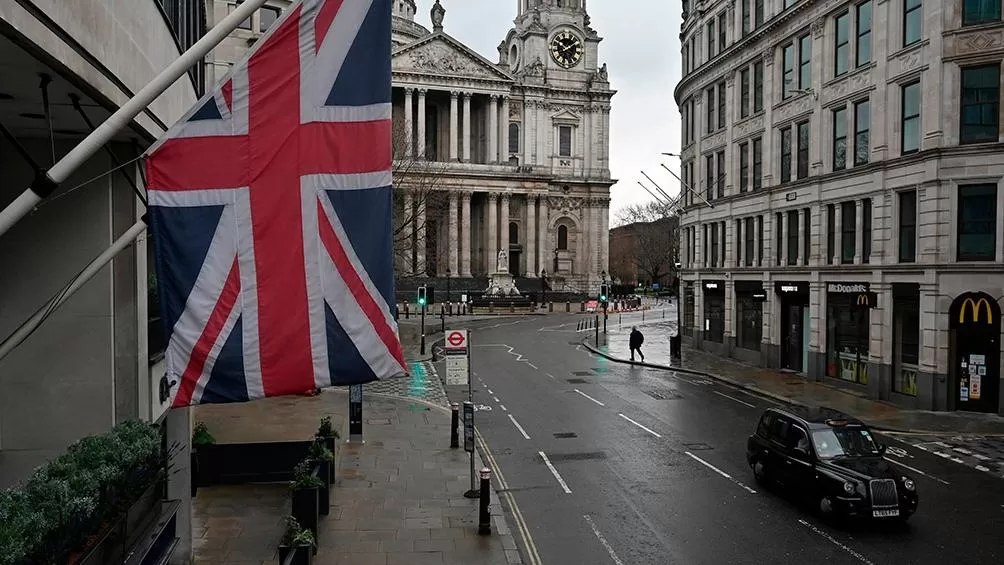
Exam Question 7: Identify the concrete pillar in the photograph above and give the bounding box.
[461,192,472,276]
[448,192,459,275]
[404,88,414,158]
[462,93,472,162]
[449,91,459,161]
[417,88,427,159]
[526,195,537,276]
[487,193,498,273]
[538,196,549,273]
[488,95,499,163]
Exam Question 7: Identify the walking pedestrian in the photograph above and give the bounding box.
[629,326,645,362]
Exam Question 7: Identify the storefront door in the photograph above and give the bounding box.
[782,304,804,372]
[949,292,1001,413]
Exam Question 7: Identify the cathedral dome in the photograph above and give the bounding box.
[392,0,430,47]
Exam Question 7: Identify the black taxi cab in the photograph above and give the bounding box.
[747,407,918,521]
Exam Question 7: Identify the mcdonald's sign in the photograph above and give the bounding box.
[959,297,994,325]
[855,291,878,309]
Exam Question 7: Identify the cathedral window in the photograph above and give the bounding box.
[558,126,573,157]
[558,226,569,250]
[509,123,520,155]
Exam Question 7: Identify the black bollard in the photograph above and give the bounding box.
[478,467,492,535]
[450,403,460,449]
[594,315,599,343]
[441,307,445,334]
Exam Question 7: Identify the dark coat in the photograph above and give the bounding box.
[629,329,644,349]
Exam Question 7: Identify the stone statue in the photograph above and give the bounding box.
[598,63,608,80]
[497,248,509,273]
[431,0,445,32]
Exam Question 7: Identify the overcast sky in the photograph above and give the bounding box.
[415,1,683,223]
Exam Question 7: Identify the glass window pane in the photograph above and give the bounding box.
[854,101,870,165]
[960,65,1001,144]
[260,6,280,32]
[559,126,572,156]
[856,2,872,67]
[957,184,998,260]
[799,35,812,89]
[797,122,809,179]
[904,0,922,46]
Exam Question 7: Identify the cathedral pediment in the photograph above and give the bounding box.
[393,33,513,82]
[551,108,581,124]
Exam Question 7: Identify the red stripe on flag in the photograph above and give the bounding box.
[173,258,241,407]
[299,120,392,175]
[222,79,233,113]
[147,136,250,190]
[315,0,345,51]
[317,200,406,371]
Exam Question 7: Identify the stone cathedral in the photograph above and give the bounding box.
[392,0,615,293]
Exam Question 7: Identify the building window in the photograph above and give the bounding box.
[797,121,809,179]
[707,87,716,132]
[718,12,727,52]
[740,142,750,192]
[683,284,695,336]
[755,0,765,27]
[509,222,519,245]
[742,0,751,36]
[833,107,847,170]
[260,5,281,32]
[720,221,727,265]
[963,0,1002,26]
[740,69,751,118]
[803,207,811,266]
[960,64,1000,144]
[745,217,755,266]
[826,294,870,385]
[899,190,917,263]
[856,1,872,67]
[798,34,812,90]
[787,210,799,266]
[902,81,921,154]
[827,204,836,264]
[757,215,764,265]
[708,20,716,58]
[753,61,764,112]
[775,212,784,265]
[892,284,920,396]
[781,127,792,183]
[559,126,572,156]
[706,154,715,200]
[683,44,690,75]
[841,201,856,263]
[862,198,872,263]
[784,0,796,8]
[752,137,763,190]
[558,225,568,249]
[736,219,744,267]
[703,225,709,266]
[710,223,720,267]
[228,1,252,30]
[904,0,922,46]
[854,100,870,165]
[957,184,998,261]
[737,294,763,351]
[782,43,795,99]
[717,81,726,129]
[835,11,850,76]
[509,123,520,154]
[716,150,726,198]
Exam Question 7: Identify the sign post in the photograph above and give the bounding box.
[445,329,471,388]
[463,401,478,498]
[349,384,363,443]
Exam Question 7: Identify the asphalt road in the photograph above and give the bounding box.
[436,310,1004,565]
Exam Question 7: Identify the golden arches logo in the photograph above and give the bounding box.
[857,294,870,307]
[959,298,994,325]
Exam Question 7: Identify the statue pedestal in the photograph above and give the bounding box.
[485,271,519,296]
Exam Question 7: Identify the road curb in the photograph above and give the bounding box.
[578,337,1000,436]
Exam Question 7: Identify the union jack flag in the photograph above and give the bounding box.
[146,0,406,407]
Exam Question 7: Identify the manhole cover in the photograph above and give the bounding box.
[553,432,578,439]
[572,371,593,376]
[567,378,588,384]
[683,442,713,451]
[545,451,608,462]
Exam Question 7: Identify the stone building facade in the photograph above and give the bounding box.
[208,0,616,292]
[675,0,1004,415]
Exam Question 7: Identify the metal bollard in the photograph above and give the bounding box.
[450,403,459,449]
[478,467,492,535]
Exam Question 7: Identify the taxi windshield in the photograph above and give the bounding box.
[811,427,881,459]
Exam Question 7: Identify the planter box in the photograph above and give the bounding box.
[320,436,337,484]
[290,466,321,553]
[278,544,314,565]
[72,483,177,565]
[317,463,330,516]
[193,441,313,486]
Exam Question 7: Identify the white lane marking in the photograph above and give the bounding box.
[953,447,974,455]
[574,389,606,407]
[684,451,757,494]
[488,389,494,394]
[493,396,500,403]
[508,414,531,440]
[539,451,572,494]
[713,390,756,408]
[583,515,625,565]
[546,373,557,380]
[797,519,875,565]
[883,457,951,485]
[527,362,539,370]
[500,404,508,412]
[976,465,991,472]
[973,453,992,461]
[618,413,662,438]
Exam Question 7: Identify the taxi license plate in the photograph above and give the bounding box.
[872,509,900,518]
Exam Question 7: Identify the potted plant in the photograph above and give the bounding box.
[315,417,339,485]
[306,439,333,516]
[190,421,216,497]
[289,459,322,552]
[277,516,314,565]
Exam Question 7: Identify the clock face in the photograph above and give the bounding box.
[550,31,583,69]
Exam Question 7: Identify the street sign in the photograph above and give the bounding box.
[445,329,470,385]
[349,384,362,440]
[463,401,475,453]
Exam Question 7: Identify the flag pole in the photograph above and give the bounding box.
[0,220,148,363]
[0,0,269,239]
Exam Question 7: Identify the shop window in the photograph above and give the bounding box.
[683,284,695,337]
[737,294,763,351]
[704,293,726,343]
[893,285,920,396]
[826,295,870,384]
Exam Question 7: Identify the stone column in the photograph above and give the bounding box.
[526,195,537,276]
[538,196,549,273]
[462,93,472,162]
[584,105,593,175]
[487,193,498,273]
[416,194,427,275]
[500,193,511,272]
[762,52,775,187]
[449,91,459,161]
[599,198,609,275]
[461,192,472,276]
[779,213,787,266]
[736,219,743,267]
[834,205,843,264]
[448,192,459,275]
[404,88,414,158]
[524,100,535,165]
[417,88,428,159]
[798,208,807,265]
[854,199,863,264]
[586,199,597,277]
[488,95,499,163]
[753,217,761,266]
[500,96,511,162]
[403,192,414,273]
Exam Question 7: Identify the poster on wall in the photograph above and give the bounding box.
[971,374,982,400]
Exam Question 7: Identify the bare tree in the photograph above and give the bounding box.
[392,121,449,279]
[614,202,680,287]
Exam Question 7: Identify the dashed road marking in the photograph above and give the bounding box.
[583,515,625,565]
[499,404,508,412]
[493,396,500,403]
[527,362,539,370]
[976,465,991,472]
[540,451,572,494]
[618,413,662,438]
[684,451,757,494]
[574,389,606,407]
[508,414,531,440]
[797,519,875,565]
[883,457,951,485]
[713,390,756,408]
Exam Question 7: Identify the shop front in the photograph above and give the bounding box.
[734,281,766,365]
[701,280,726,352]
[949,292,1001,414]
[825,282,874,386]
[775,281,810,373]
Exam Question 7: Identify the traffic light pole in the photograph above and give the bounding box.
[420,302,426,355]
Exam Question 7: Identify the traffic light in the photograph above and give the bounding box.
[599,283,609,303]
[417,286,427,307]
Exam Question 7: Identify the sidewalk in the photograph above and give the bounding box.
[583,319,1004,436]
[193,389,521,565]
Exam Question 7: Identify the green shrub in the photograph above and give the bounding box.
[0,420,163,565]
[192,421,216,446]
